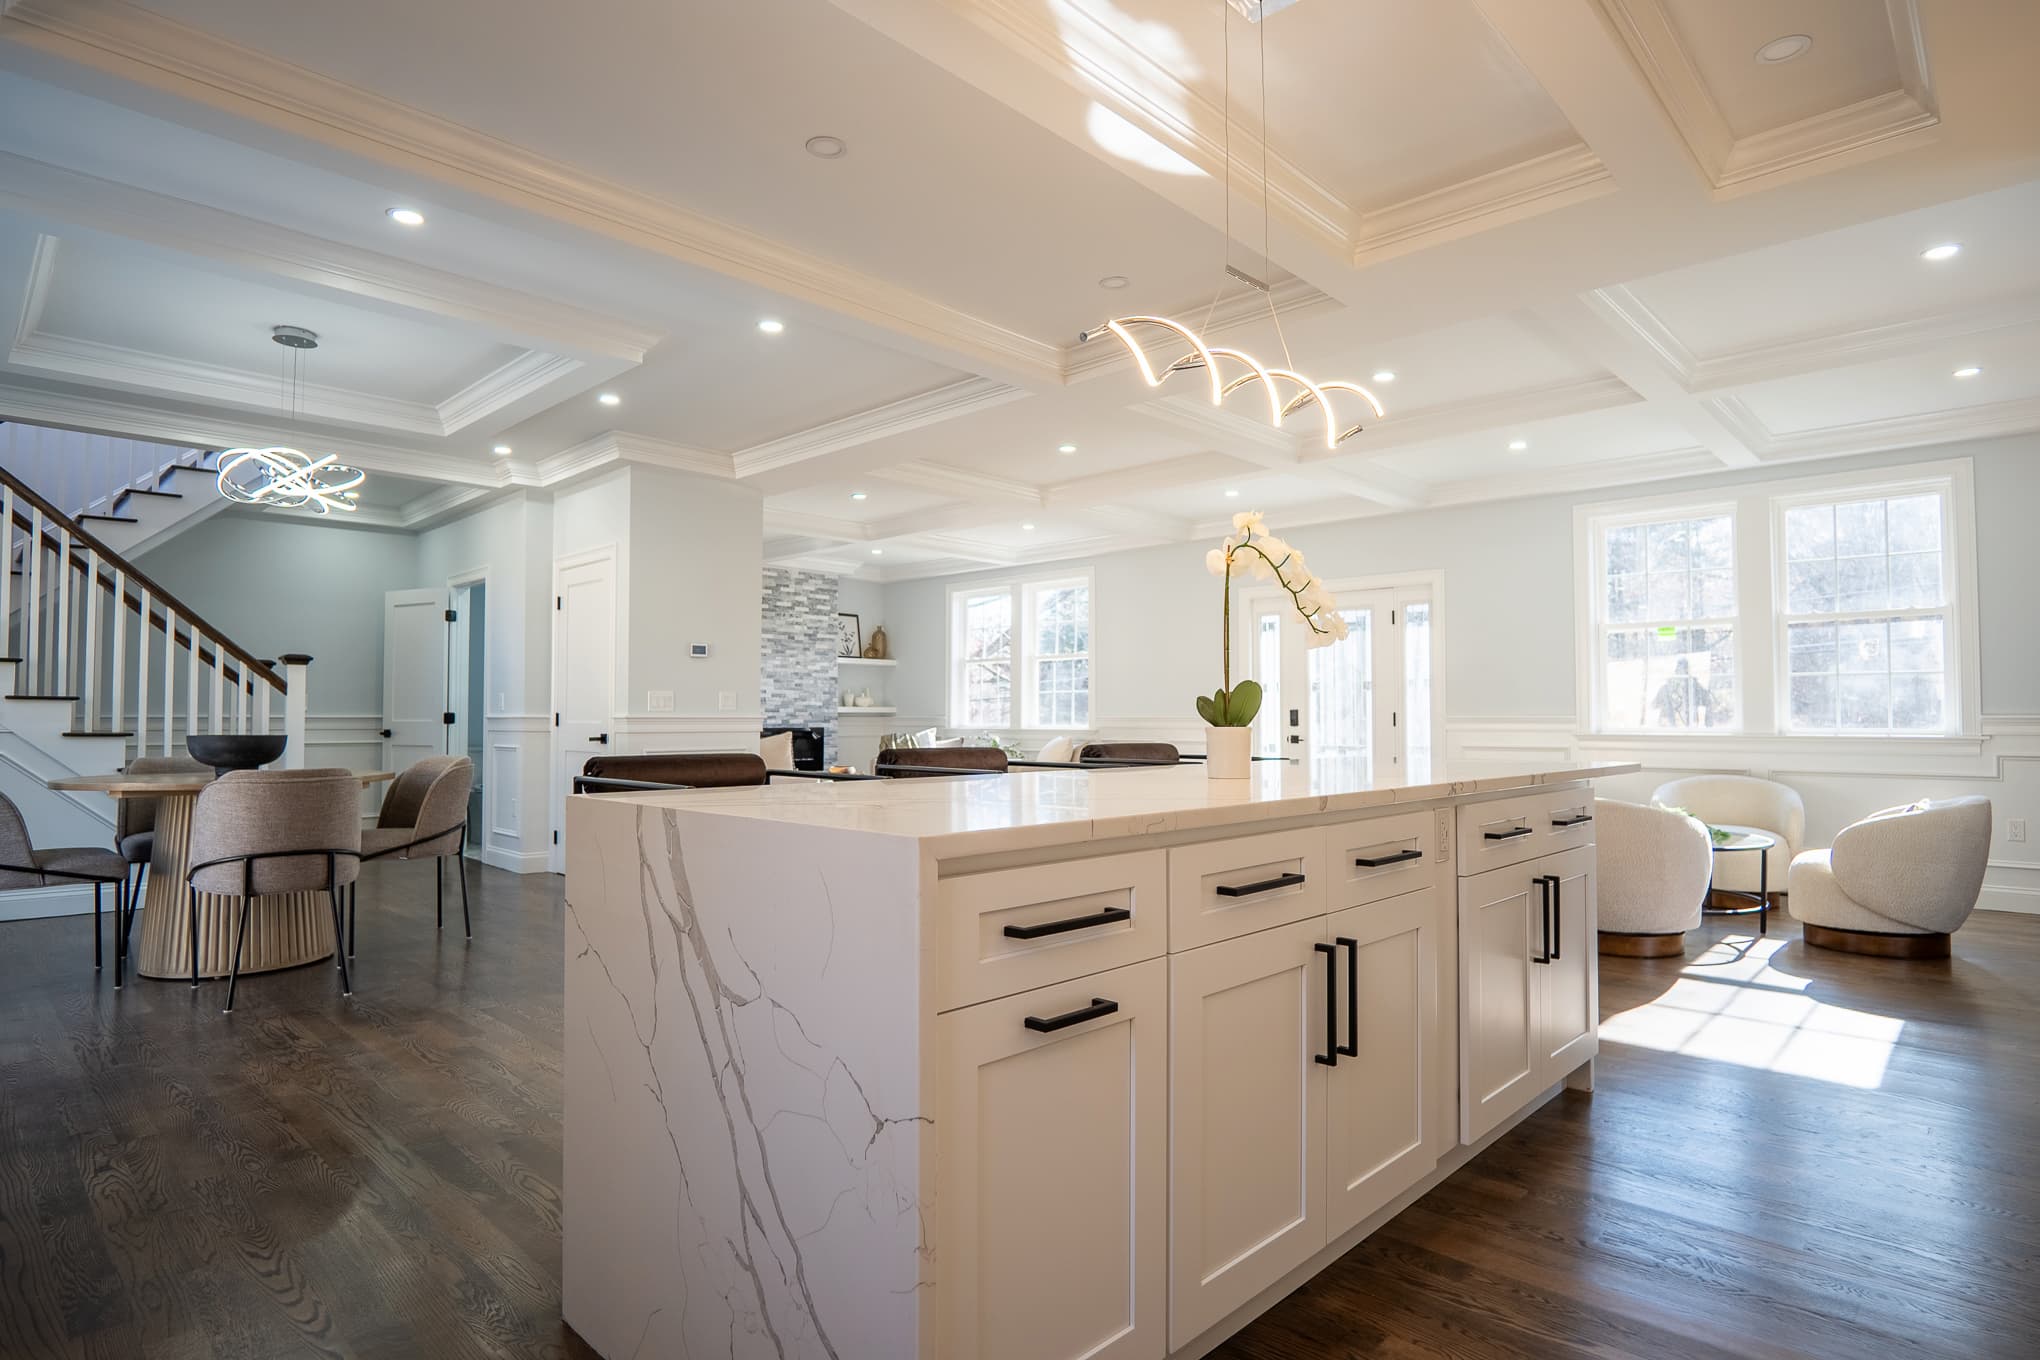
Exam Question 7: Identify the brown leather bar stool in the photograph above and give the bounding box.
[0,791,131,985]
[1077,742,1182,764]
[874,747,1009,776]
[580,752,769,790]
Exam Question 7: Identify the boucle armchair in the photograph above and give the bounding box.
[1650,774,1804,901]
[1788,796,1992,957]
[1595,799,1714,957]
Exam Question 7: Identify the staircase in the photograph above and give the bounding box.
[0,422,233,561]
[0,457,307,918]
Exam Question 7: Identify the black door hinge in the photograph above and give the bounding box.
[556,596,562,610]
[442,711,456,725]
[554,713,560,727]
[553,829,559,845]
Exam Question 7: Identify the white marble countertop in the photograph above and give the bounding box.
[575,759,1642,857]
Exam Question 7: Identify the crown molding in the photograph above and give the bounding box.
[868,459,1041,506]
[1706,394,2040,462]
[436,350,585,432]
[730,377,1027,481]
[0,151,660,360]
[1685,292,2040,393]
[14,232,58,348]
[1312,375,1644,460]
[1354,143,1615,264]
[763,508,872,544]
[1043,452,1254,505]
[893,531,1022,566]
[0,2,1061,382]
[1581,286,1697,385]
[1595,0,1937,196]
[533,431,735,487]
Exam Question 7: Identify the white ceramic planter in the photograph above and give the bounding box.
[1204,725,1251,779]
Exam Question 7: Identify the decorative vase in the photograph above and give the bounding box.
[1205,725,1251,779]
[869,625,889,660]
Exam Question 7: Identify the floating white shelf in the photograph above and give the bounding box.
[838,705,898,716]
[837,656,898,668]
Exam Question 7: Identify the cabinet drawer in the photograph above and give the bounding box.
[936,851,1167,1011]
[1169,828,1326,951]
[1328,809,1439,909]
[1537,788,1597,854]
[1456,795,1547,875]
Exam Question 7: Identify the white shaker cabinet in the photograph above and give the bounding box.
[935,957,1170,1360]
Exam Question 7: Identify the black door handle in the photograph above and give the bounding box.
[1552,813,1594,827]
[379,729,392,739]
[1003,906,1132,940]
[1532,876,1552,964]
[1023,997,1118,1033]
[588,733,609,744]
[1484,826,1533,841]
[1354,848,1423,868]
[1547,874,1563,961]
[1215,871,1306,898]
[1314,942,1338,1066]
[1336,936,1359,1057]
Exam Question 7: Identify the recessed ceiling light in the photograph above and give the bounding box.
[757,318,785,334]
[1021,523,1036,531]
[1098,275,1130,290]
[597,392,621,406]
[805,135,847,159]
[1953,366,1982,379]
[870,547,884,556]
[385,207,425,226]
[1755,34,1812,64]
[1508,439,1529,451]
[1224,489,1240,498]
[1057,443,1077,454]
[1372,370,1396,384]
[492,444,512,456]
[1921,242,1962,262]
[850,491,868,500]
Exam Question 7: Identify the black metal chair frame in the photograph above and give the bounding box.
[186,847,361,1013]
[0,862,129,986]
[352,819,472,954]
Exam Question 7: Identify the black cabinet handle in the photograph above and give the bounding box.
[1336,936,1359,1057]
[1314,942,1338,1066]
[1484,826,1533,841]
[1003,906,1132,940]
[588,733,609,744]
[1552,813,1593,827]
[1216,871,1306,898]
[1354,848,1423,868]
[1532,876,1552,964]
[1024,997,1118,1033]
[1548,874,1563,961]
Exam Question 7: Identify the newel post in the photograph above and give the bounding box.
[279,653,312,769]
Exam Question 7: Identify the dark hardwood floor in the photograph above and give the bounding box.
[3,868,2036,1358]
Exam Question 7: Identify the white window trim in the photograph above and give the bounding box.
[1574,457,1980,741]
[946,568,1096,732]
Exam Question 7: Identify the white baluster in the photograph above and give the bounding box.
[54,526,70,696]
[24,509,41,691]
[135,590,150,757]
[281,656,309,769]
[1,485,12,662]
[111,572,127,752]
[211,649,225,735]
[186,630,199,746]
[161,607,176,757]
[81,548,99,733]
[257,675,272,735]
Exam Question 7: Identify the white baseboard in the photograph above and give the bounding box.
[482,846,552,875]
[1979,884,2040,916]
[0,883,100,921]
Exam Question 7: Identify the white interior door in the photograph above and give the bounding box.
[382,588,450,774]
[1251,586,1433,779]
[551,552,617,873]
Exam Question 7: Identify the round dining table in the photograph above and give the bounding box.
[47,768,394,980]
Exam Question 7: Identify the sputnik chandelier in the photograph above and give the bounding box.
[1079,1,1383,449]
[216,326,366,514]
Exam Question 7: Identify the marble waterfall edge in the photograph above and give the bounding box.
[564,799,927,1358]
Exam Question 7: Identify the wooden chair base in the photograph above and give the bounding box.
[1801,922,1952,959]
[1598,931,1687,958]
[1706,889,1785,912]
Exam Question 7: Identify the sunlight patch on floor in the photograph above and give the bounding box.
[1599,935,1904,1089]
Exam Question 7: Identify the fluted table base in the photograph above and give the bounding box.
[133,791,337,979]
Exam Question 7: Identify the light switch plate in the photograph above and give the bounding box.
[718,691,737,712]
[647,690,675,713]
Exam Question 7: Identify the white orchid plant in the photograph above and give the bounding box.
[1198,511,1348,728]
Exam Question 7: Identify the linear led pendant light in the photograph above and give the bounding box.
[216,326,366,514]
[1080,0,1382,449]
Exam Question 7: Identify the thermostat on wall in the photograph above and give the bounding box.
[690,643,710,658]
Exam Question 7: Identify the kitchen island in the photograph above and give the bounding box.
[563,758,1638,1360]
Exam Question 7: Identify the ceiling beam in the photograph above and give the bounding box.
[1133,397,1429,509]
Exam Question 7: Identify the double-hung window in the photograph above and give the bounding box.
[1589,509,1738,732]
[948,572,1092,730]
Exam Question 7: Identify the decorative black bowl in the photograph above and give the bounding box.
[187,734,289,778]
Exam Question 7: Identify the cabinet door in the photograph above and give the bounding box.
[1325,888,1441,1240]
[1457,862,1541,1144]
[1169,917,1329,1347]
[936,958,1168,1360]
[1536,847,1598,1082]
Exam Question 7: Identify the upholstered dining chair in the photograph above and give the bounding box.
[0,791,131,984]
[874,747,1008,776]
[1649,774,1805,904]
[114,754,211,921]
[1077,741,1182,764]
[186,768,361,1012]
[1789,796,1993,957]
[1594,798,1714,956]
[357,755,473,950]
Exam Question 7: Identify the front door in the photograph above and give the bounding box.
[551,552,617,873]
[382,588,450,775]
[1249,585,1433,781]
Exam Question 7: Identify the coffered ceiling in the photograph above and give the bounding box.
[0,0,2035,573]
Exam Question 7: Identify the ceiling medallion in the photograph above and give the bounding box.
[1079,2,1381,448]
[216,326,365,514]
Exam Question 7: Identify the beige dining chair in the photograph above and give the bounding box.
[114,754,211,933]
[356,755,474,952]
[186,768,362,1012]
[0,791,132,984]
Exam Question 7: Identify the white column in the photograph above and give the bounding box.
[281,654,311,769]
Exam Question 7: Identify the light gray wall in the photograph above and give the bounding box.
[885,436,2040,725]
[136,513,420,717]
[414,491,552,717]
[627,466,764,717]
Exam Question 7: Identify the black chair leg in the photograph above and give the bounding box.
[93,881,102,972]
[189,884,200,989]
[328,860,352,999]
[347,882,356,958]
[456,854,471,940]
[223,897,252,1013]
[112,881,125,991]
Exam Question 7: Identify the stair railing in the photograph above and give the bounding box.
[0,463,306,767]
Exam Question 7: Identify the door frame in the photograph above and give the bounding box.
[1236,569,1446,772]
[549,545,620,873]
[447,566,488,861]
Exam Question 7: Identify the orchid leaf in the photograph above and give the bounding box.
[1194,693,1217,726]
[1227,679,1263,726]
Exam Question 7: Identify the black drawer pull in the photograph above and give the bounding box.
[1336,936,1359,1057]
[1024,997,1118,1033]
[1483,826,1533,841]
[1314,942,1338,1066]
[1549,875,1563,961]
[1551,813,1593,828]
[1215,871,1307,898]
[1533,876,1553,964]
[1354,848,1423,868]
[1003,906,1132,940]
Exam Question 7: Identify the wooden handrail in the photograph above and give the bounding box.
[1,463,286,694]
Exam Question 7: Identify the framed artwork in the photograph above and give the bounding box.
[834,612,863,658]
